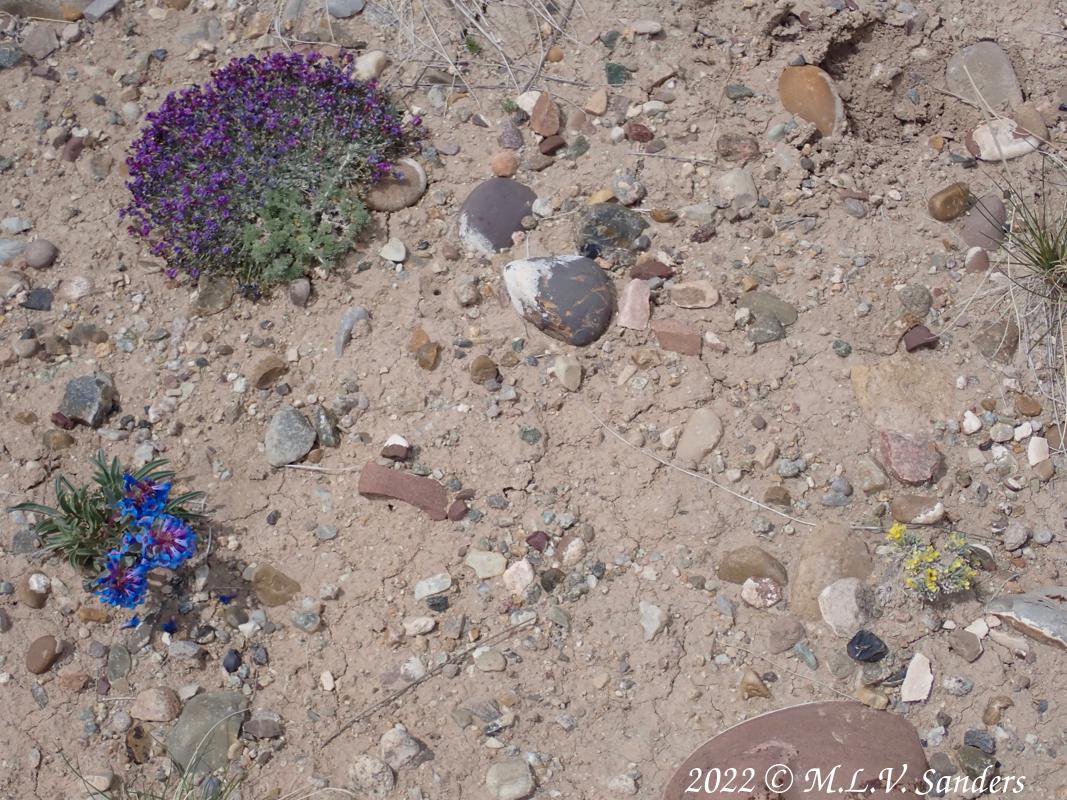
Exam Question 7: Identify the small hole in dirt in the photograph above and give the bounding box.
[819,22,949,144]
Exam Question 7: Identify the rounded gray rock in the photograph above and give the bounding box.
[264,405,316,467]
[327,0,364,17]
[24,239,57,269]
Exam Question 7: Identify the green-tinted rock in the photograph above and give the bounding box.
[605,62,631,86]
[955,745,998,780]
[166,691,247,775]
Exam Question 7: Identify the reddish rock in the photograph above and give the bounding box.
[446,499,468,521]
[878,430,942,484]
[358,462,448,521]
[664,701,927,800]
[624,122,653,142]
[539,134,566,155]
[617,279,651,330]
[530,92,561,137]
[631,259,673,279]
[651,319,701,355]
[716,132,760,163]
[381,442,411,461]
[902,325,938,352]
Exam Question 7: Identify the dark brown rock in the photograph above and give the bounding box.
[631,259,674,280]
[538,134,566,155]
[624,122,653,142]
[26,634,60,674]
[358,461,448,521]
[458,178,536,255]
[502,256,614,347]
[903,325,938,352]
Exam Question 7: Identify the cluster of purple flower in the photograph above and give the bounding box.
[95,475,197,608]
[121,51,420,281]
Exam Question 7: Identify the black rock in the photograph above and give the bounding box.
[22,287,53,311]
[426,594,449,612]
[222,649,241,673]
[458,178,536,255]
[574,203,648,265]
[847,629,888,662]
[502,255,615,346]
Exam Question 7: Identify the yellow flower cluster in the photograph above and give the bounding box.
[886,525,978,601]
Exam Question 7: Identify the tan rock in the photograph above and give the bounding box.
[928,182,971,221]
[584,89,608,116]
[778,66,846,137]
[851,355,956,437]
[530,92,561,137]
[791,525,872,620]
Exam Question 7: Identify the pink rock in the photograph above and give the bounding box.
[877,430,942,485]
[617,279,651,330]
[651,319,702,355]
[358,462,448,520]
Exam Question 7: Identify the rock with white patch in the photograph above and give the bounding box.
[458,178,536,254]
[503,255,614,346]
[965,118,1039,161]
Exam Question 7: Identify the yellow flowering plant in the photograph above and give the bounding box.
[886,524,978,602]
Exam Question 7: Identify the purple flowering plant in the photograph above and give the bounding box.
[13,453,206,610]
[121,51,423,288]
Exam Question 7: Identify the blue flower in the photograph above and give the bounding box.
[141,514,197,570]
[117,473,171,525]
[95,550,149,609]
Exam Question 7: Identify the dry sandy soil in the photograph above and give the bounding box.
[1,0,1066,797]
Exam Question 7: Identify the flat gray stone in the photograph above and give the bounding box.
[0,239,26,264]
[961,193,1006,250]
[82,0,120,20]
[166,691,247,775]
[486,758,535,800]
[738,290,798,326]
[264,405,316,466]
[945,42,1022,111]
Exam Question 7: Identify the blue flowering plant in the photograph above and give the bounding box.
[121,51,423,289]
[13,453,205,610]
